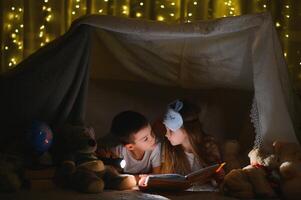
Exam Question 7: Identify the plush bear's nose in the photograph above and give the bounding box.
[88,139,96,147]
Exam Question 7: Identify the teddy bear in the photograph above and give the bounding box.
[221,147,279,198]
[222,140,242,173]
[273,141,301,200]
[222,140,301,199]
[0,154,23,192]
[53,124,136,193]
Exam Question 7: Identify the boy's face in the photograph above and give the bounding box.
[128,124,156,152]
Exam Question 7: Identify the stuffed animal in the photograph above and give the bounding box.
[0,154,23,192]
[222,140,301,199]
[53,124,136,193]
[222,140,241,173]
[273,141,301,199]
[221,147,279,198]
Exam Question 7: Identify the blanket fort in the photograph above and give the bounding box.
[0,13,299,151]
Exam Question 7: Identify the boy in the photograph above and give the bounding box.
[97,111,161,174]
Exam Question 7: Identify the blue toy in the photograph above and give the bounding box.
[28,121,53,154]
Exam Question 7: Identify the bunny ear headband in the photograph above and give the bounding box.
[163,100,183,132]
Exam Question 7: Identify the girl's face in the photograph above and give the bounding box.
[165,127,187,146]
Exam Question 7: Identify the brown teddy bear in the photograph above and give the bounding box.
[221,147,279,198]
[222,140,301,199]
[273,141,301,199]
[53,124,136,193]
[222,140,242,173]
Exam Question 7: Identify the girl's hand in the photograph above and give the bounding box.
[214,168,225,184]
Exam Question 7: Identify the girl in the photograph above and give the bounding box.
[161,99,224,184]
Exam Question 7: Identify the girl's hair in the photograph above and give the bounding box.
[161,100,221,175]
[110,110,148,145]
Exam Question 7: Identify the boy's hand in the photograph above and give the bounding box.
[138,174,149,186]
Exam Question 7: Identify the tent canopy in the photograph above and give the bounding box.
[0,12,299,151]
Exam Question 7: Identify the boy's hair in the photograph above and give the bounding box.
[110,110,148,145]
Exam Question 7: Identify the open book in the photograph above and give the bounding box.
[139,163,225,191]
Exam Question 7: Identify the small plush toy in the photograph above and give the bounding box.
[221,147,279,198]
[53,124,136,193]
[222,140,301,199]
[0,154,23,192]
[222,140,241,173]
[273,141,301,200]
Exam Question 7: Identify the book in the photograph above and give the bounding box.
[139,162,225,191]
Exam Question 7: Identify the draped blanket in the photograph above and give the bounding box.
[0,12,299,150]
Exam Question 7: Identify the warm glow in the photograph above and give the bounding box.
[136,12,142,17]
[157,16,164,21]
[0,0,300,83]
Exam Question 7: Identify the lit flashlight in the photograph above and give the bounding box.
[101,157,126,170]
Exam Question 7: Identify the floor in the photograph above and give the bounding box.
[0,188,238,200]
